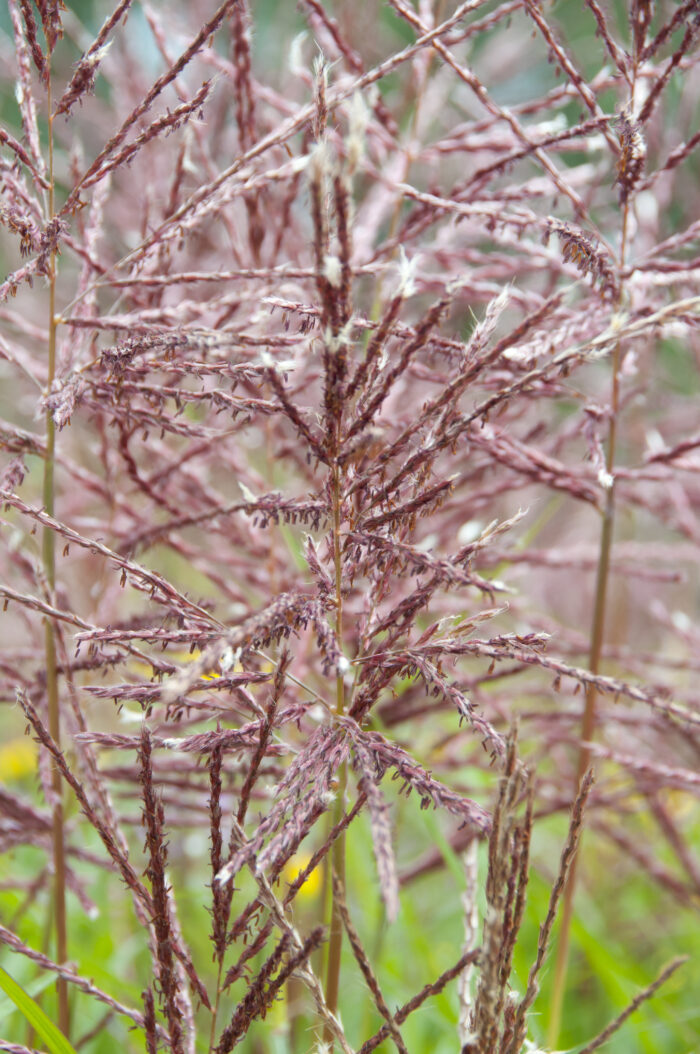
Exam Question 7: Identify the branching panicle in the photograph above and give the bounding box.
[0,2,696,1051]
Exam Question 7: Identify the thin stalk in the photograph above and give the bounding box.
[367,0,446,323]
[322,458,347,1049]
[208,961,223,1053]
[43,77,69,1039]
[548,205,629,1048]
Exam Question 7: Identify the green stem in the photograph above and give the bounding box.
[366,0,445,325]
[208,961,223,1053]
[546,490,614,1047]
[322,459,347,1048]
[548,204,629,1049]
[43,78,69,1040]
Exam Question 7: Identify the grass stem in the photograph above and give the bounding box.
[43,76,69,1039]
[548,203,630,1048]
[322,458,347,1048]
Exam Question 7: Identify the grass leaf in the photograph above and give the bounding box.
[0,964,78,1054]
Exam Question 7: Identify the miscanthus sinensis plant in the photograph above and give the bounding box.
[0,1,699,1052]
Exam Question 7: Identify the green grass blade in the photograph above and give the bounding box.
[0,964,78,1054]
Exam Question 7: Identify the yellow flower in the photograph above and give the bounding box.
[282,852,322,900]
[662,787,695,820]
[0,737,38,782]
[130,647,244,682]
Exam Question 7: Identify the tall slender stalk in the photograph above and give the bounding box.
[208,955,224,1054]
[323,458,347,1048]
[548,204,630,1049]
[43,76,69,1039]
